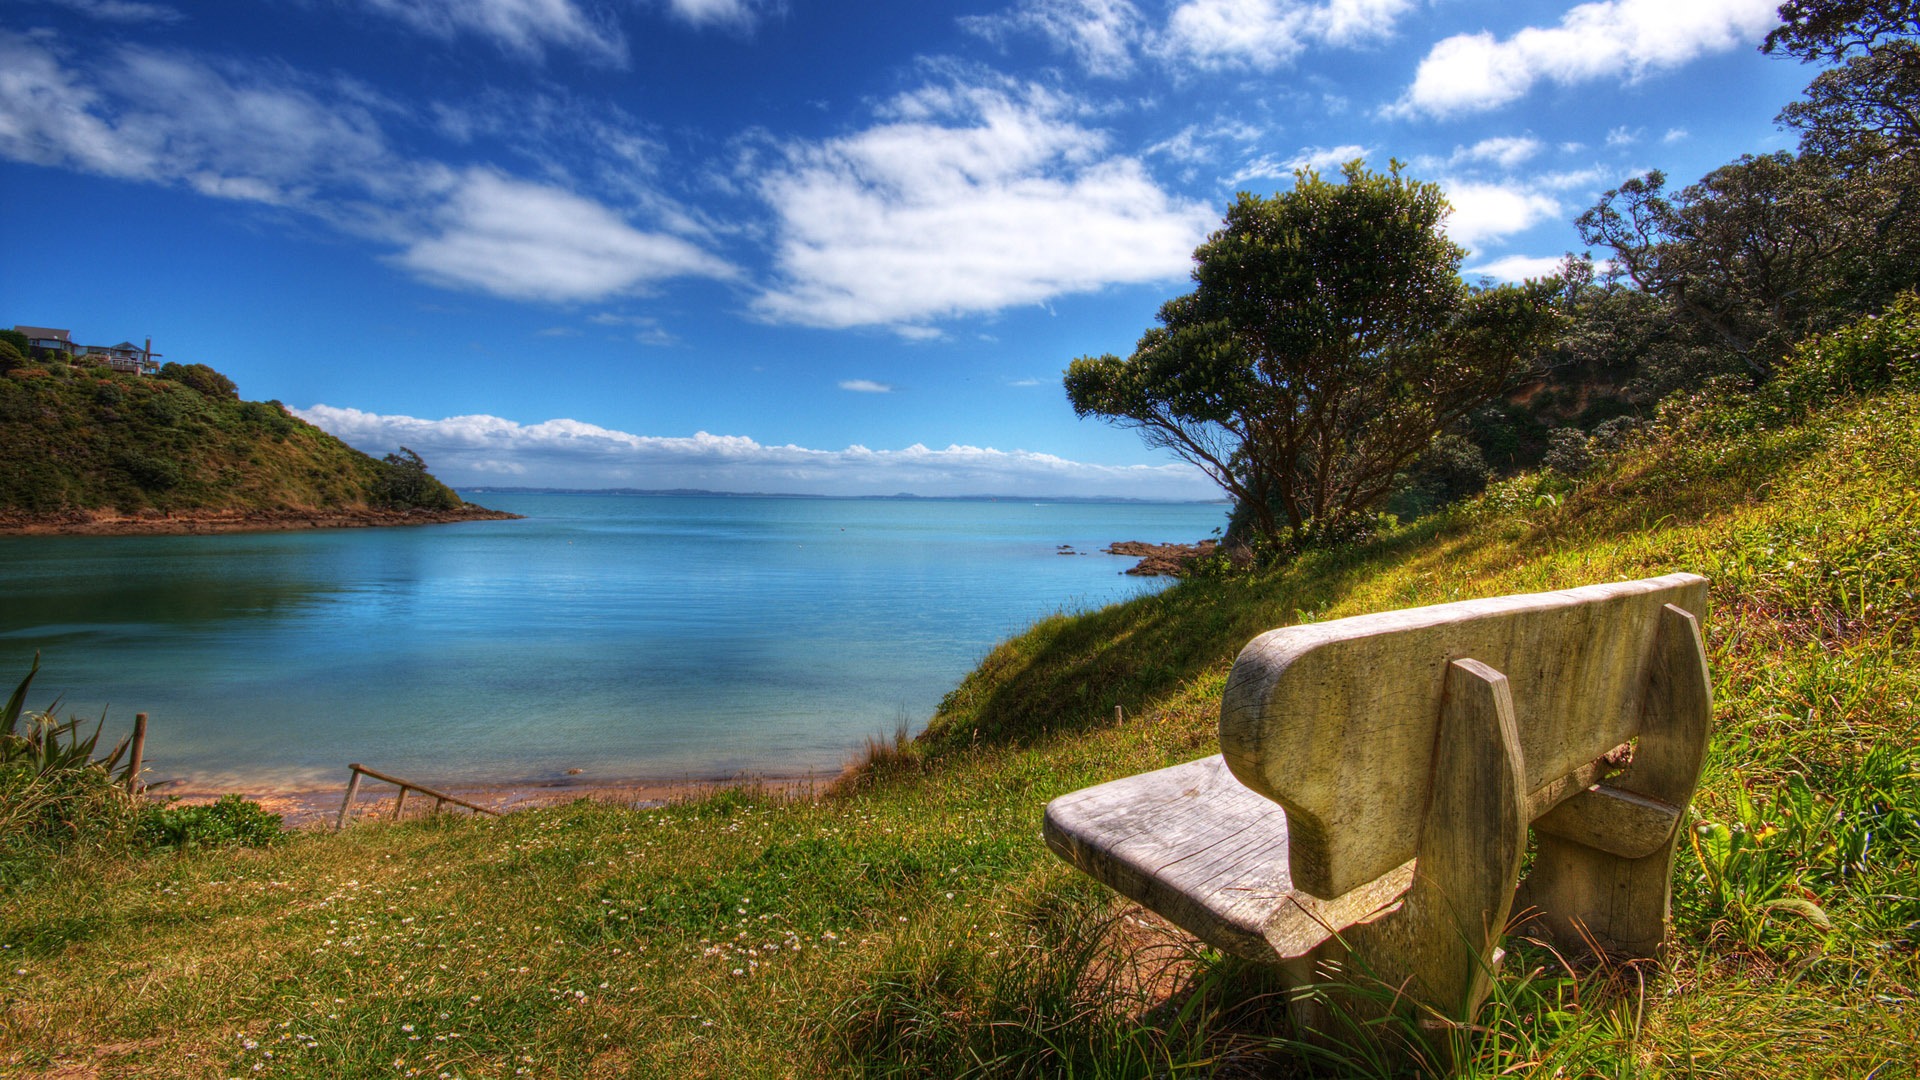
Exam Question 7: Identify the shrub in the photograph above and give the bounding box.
[137,794,283,850]
[158,361,239,400]
[1543,426,1595,477]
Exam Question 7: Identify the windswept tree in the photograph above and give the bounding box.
[1065,161,1561,546]
[372,447,461,511]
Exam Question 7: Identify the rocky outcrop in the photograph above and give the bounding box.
[1103,539,1218,576]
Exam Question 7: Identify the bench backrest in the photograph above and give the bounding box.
[1218,573,1708,899]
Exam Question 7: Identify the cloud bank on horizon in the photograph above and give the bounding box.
[2,0,1808,495]
[296,405,1219,499]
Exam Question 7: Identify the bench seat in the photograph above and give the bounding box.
[1044,755,1416,960]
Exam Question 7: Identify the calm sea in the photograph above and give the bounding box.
[0,493,1225,790]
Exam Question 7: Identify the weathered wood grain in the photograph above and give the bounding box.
[1343,660,1529,1019]
[1517,603,1713,957]
[1043,756,1296,959]
[1219,573,1709,899]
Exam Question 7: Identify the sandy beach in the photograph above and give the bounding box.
[148,771,833,831]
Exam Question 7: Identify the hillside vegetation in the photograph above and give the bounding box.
[0,357,473,521]
[2,304,1914,1077]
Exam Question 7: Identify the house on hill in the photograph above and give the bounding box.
[14,326,74,355]
[10,326,162,375]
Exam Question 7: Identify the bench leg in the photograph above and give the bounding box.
[1517,605,1713,958]
[1338,658,1529,1023]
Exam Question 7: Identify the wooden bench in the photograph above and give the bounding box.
[1043,574,1712,1025]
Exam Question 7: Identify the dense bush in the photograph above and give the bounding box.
[159,361,239,400]
[137,794,283,850]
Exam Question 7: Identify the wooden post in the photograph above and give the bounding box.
[393,786,409,820]
[337,765,364,831]
[1342,659,1529,1022]
[1115,705,1124,725]
[125,713,148,794]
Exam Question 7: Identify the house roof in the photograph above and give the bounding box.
[13,326,71,341]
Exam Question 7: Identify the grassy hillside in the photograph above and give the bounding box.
[2,346,1915,1075]
[0,360,461,516]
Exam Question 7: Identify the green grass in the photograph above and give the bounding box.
[3,383,1917,1077]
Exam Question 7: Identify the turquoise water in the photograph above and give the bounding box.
[0,493,1225,790]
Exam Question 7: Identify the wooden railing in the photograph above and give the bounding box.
[336,763,501,831]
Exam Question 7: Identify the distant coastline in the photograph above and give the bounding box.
[0,504,521,536]
[463,485,1229,505]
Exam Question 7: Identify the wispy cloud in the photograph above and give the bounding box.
[663,0,782,32]
[1466,253,1567,282]
[962,0,1147,78]
[355,0,626,64]
[0,31,733,306]
[294,404,1217,499]
[1226,142,1370,186]
[27,0,183,23]
[839,379,894,393]
[748,77,1214,333]
[1388,0,1777,118]
[1414,136,1544,173]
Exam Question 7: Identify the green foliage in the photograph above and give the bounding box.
[373,446,462,510]
[1,655,139,889]
[0,362,466,515]
[136,795,283,851]
[1766,0,1920,62]
[0,328,29,354]
[158,361,239,400]
[1386,432,1493,520]
[0,339,24,374]
[1067,160,1561,547]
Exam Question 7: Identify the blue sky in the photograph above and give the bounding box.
[2,0,1813,498]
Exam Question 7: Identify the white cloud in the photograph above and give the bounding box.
[665,0,779,31]
[1228,142,1370,186]
[1417,136,1544,172]
[1439,179,1561,250]
[962,0,1147,78]
[394,169,736,303]
[1466,254,1566,282]
[356,0,625,64]
[0,33,733,306]
[1663,127,1690,144]
[1390,0,1777,118]
[749,80,1215,332]
[0,33,406,206]
[293,405,1217,499]
[1154,0,1416,71]
[840,379,894,393]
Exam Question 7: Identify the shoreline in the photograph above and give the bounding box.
[0,504,522,536]
[150,770,833,831]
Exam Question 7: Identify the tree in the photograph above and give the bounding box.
[1574,155,1873,377]
[1065,161,1562,546]
[1764,0,1920,62]
[372,447,460,510]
